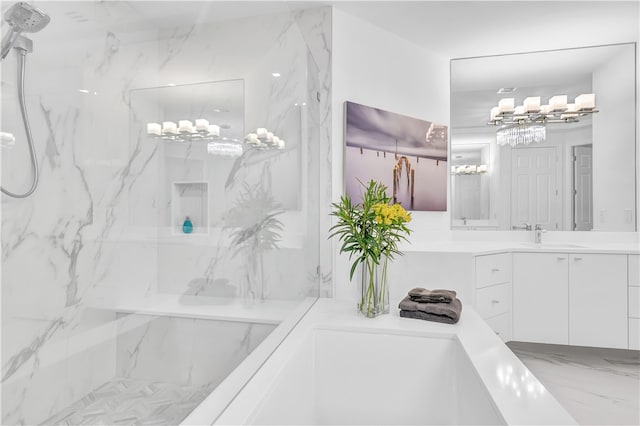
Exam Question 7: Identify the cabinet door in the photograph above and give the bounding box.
[630,254,640,287]
[513,253,568,344]
[569,254,628,349]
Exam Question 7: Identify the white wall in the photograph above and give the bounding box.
[592,44,637,231]
[331,8,450,299]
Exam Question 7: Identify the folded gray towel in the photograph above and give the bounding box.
[398,296,462,323]
[408,287,457,303]
[399,309,460,325]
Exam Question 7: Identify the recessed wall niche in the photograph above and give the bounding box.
[171,181,209,235]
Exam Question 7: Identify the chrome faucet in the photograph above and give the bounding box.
[512,223,532,231]
[534,224,546,244]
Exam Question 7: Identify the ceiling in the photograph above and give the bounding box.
[12,1,638,52]
[7,1,636,131]
[328,1,639,59]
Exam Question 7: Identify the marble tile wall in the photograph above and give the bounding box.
[115,314,276,388]
[1,3,332,424]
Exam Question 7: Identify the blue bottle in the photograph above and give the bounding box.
[182,216,193,234]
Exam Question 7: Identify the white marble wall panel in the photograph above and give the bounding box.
[2,3,332,424]
[116,314,275,387]
[157,242,308,300]
[2,314,117,425]
[294,7,334,296]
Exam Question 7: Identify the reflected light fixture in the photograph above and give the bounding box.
[147,119,243,157]
[1,131,16,147]
[207,140,243,157]
[488,93,597,147]
[496,124,546,147]
[147,119,221,141]
[244,127,285,151]
[451,164,488,175]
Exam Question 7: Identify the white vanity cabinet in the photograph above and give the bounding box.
[474,253,512,341]
[629,254,640,350]
[568,254,628,349]
[513,251,629,349]
[513,253,569,344]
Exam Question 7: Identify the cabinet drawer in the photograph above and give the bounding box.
[476,253,511,288]
[630,319,639,350]
[485,313,511,342]
[630,255,640,287]
[629,287,640,319]
[476,283,511,318]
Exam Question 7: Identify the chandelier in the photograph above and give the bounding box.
[488,94,597,146]
[496,124,546,147]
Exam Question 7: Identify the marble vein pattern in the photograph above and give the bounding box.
[116,315,275,388]
[42,377,213,426]
[2,4,332,425]
[508,341,640,425]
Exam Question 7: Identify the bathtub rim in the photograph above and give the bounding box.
[209,298,577,426]
[181,296,318,425]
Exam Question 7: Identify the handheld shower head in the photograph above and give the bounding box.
[1,2,50,60]
[5,2,50,32]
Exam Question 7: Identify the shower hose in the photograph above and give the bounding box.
[1,48,39,198]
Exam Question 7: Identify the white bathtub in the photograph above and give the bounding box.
[212,299,576,425]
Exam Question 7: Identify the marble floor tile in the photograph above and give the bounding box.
[508,341,640,425]
[42,377,214,425]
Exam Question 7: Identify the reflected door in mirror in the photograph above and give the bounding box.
[511,147,558,230]
[573,145,593,231]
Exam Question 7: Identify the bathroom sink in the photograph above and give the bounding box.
[519,242,586,249]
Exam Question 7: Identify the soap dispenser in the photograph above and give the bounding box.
[182,216,193,234]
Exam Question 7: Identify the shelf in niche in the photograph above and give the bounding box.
[171,181,209,235]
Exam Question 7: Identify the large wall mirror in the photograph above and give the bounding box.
[450,43,636,232]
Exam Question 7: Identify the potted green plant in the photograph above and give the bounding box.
[329,180,412,317]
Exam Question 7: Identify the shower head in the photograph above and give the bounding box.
[4,2,50,33]
[1,2,50,60]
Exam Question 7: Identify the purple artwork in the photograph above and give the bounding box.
[344,101,448,211]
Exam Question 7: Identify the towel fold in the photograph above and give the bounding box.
[399,309,460,325]
[408,287,457,303]
[398,296,462,324]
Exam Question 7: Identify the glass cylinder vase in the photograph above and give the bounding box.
[358,255,389,318]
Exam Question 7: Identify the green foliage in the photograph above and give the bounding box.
[329,180,412,281]
[224,182,284,257]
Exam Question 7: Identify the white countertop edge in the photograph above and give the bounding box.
[454,308,576,425]
[181,297,318,426]
[400,241,639,255]
[212,298,577,426]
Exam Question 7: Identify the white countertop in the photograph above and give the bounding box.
[399,240,640,255]
[212,298,577,425]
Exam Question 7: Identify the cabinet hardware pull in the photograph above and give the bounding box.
[491,268,500,272]
[574,257,583,261]
[491,300,500,304]
[557,257,566,260]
